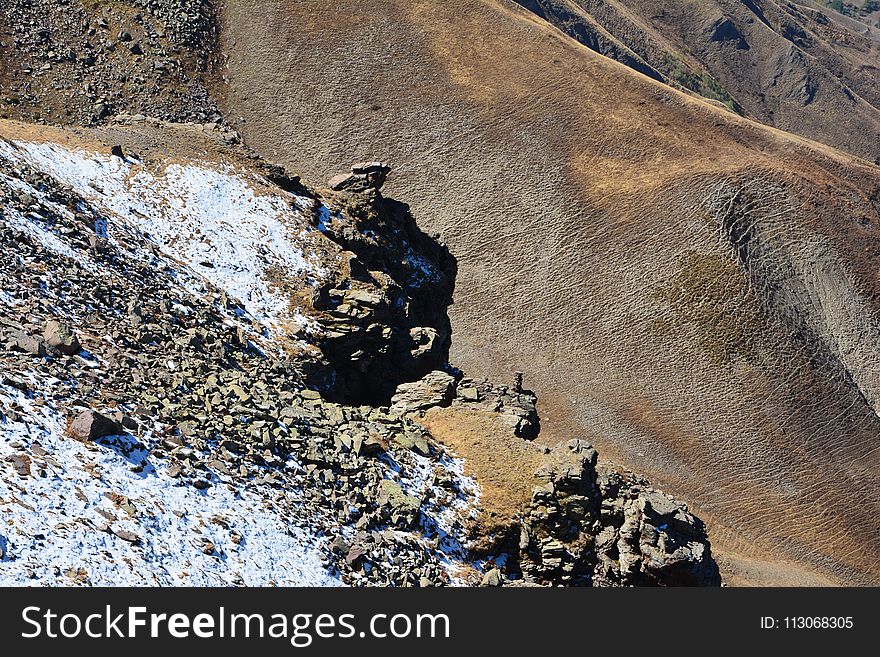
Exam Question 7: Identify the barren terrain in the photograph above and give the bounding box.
[216,0,880,585]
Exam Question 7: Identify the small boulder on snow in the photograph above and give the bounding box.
[69,410,124,441]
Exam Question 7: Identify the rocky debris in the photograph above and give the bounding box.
[453,375,540,439]
[390,370,457,415]
[0,0,220,126]
[68,411,124,442]
[328,162,392,193]
[377,479,422,528]
[592,473,721,587]
[129,0,218,53]
[42,320,80,356]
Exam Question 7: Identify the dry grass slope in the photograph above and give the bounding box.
[514,0,880,162]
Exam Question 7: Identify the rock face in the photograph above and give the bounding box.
[328,162,392,193]
[518,439,601,584]
[516,440,720,587]
[593,474,721,587]
[308,190,455,405]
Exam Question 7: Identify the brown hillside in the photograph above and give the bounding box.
[215,0,880,585]
[513,0,880,162]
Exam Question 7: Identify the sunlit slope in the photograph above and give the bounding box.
[216,0,880,585]
[514,0,880,162]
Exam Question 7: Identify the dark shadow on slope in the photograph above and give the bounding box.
[94,433,156,476]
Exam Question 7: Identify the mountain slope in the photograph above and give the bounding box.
[215,0,880,585]
[0,117,719,586]
[0,118,478,585]
[513,0,880,162]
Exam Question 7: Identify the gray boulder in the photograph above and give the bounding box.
[389,370,456,415]
[43,320,81,355]
[376,479,421,528]
[69,410,124,441]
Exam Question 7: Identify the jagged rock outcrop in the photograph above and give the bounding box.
[389,370,541,439]
[517,439,601,584]
[516,440,720,587]
[328,161,392,193]
[452,375,540,440]
[307,187,455,405]
[389,372,720,586]
[593,474,720,587]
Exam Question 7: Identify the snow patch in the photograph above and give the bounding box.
[0,140,327,334]
[394,450,481,583]
[0,384,339,586]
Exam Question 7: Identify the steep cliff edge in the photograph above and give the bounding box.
[2,0,878,587]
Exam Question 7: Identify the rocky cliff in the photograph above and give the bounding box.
[2,0,878,588]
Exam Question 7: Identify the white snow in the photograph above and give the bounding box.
[0,168,98,270]
[0,136,486,587]
[0,383,340,586]
[3,205,93,269]
[0,289,19,307]
[0,140,327,334]
[391,450,481,583]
